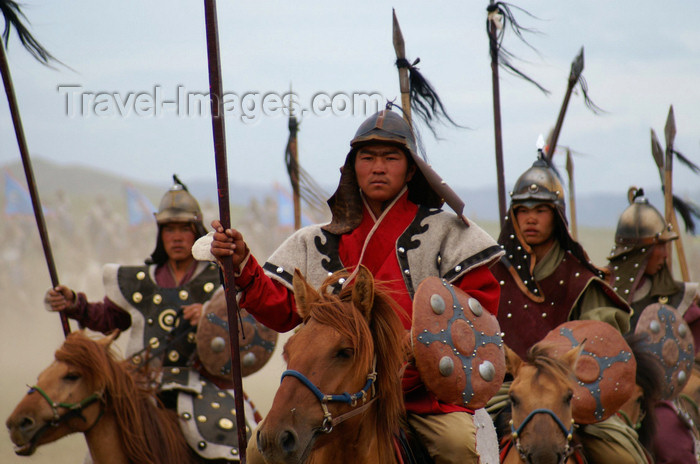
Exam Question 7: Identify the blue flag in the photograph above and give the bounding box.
[275,183,313,228]
[275,183,295,227]
[125,184,156,226]
[4,172,35,216]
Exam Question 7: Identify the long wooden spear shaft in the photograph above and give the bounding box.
[288,111,301,230]
[487,2,507,227]
[392,9,412,125]
[565,149,578,240]
[202,1,247,460]
[0,40,70,336]
[546,47,584,161]
[663,106,689,281]
[650,126,688,281]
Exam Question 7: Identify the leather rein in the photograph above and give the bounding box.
[25,383,105,445]
[509,408,575,464]
[280,356,378,433]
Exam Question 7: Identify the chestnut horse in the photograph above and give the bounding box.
[257,266,408,464]
[6,331,192,464]
[501,344,582,464]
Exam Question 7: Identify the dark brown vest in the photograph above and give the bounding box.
[492,251,596,359]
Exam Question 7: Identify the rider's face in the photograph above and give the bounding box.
[354,143,415,214]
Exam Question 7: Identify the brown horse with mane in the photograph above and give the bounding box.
[6,330,192,464]
[256,266,411,464]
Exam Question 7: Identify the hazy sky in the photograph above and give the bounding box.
[1,1,699,202]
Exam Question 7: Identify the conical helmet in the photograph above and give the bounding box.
[154,177,203,225]
[350,109,418,158]
[611,187,677,258]
[147,176,207,265]
[510,155,565,212]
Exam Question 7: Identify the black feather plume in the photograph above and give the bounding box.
[486,2,549,95]
[173,174,189,192]
[576,75,605,115]
[0,0,56,65]
[673,195,700,234]
[395,57,463,137]
[674,149,700,175]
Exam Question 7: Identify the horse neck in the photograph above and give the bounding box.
[309,407,393,464]
[83,411,129,464]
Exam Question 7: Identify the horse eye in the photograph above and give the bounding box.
[509,393,519,407]
[564,390,573,405]
[335,348,354,359]
[63,372,81,382]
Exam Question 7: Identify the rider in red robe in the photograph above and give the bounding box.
[202,108,503,463]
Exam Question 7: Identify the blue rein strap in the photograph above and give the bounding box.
[280,356,378,433]
[510,408,574,441]
[280,370,376,406]
[510,408,575,464]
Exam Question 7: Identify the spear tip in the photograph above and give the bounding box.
[392,9,406,58]
[570,46,585,80]
[650,128,665,172]
[664,105,676,147]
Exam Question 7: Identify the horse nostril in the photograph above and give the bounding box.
[279,429,298,453]
[19,416,35,433]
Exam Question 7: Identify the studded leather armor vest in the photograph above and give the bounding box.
[104,262,220,367]
[492,251,599,359]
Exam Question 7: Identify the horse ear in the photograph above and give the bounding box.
[351,265,375,321]
[561,343,584,370]
[97,330,120,349]
[504,344,522,376]
[293,268,321,319]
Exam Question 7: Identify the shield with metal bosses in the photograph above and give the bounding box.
[540,320,636,424]
[635,302,694,399]
[197,288,278,381]
[411,277,505,408]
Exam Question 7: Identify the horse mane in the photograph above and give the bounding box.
[623,332,663,449]
[55,332,191,464]
[314,275,406,463]
[525,343,577,385]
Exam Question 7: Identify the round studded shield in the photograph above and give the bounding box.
[411,277,505,408]
[197,288,278,380]
[539,320,636,424]
[635,302,694,399]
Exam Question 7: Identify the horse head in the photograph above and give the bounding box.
[6,330,191,464]
[505,343,581,464]
[257,265,406,464]
[6,330,118,456]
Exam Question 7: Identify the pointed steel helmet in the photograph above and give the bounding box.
[611,187,677,258]
[510,155,566,211]
[148,176,207,265]
[154,180,204,225]
[350,109,419,157]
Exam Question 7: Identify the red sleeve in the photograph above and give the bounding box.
[236,254,303,332]
[71,293,132,334]
[453,264,500,316]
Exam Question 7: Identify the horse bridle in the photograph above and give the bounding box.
[28,384,105,429]
[280,356,378,434]
[509,408,575,464]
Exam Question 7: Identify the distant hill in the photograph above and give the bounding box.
[2,157,698,231]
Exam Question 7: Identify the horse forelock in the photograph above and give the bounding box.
[526,345,576,387]
[55,332,190,464]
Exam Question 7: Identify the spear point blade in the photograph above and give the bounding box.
[664,105,676,150]
[570,46,584,82]
[650,128,665,181]
[392,9,406,59]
